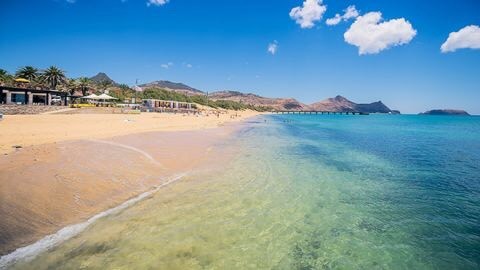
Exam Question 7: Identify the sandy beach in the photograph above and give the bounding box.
[0,110,261,155]
[0,110,260,256]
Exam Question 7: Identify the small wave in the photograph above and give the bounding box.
[86,139,164,168]
[0,173,187,269]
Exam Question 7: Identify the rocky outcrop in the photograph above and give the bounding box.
[420,109,470,116]
[310,95,395,113]
[139,80,203,96]
[209,91,309,111]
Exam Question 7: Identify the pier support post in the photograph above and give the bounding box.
[5,91,12,104]
[28,92,33,105]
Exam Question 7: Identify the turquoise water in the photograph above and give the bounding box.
[268,114,480,269]
[11,114,480,269]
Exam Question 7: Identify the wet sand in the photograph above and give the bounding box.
[0,123,245,256]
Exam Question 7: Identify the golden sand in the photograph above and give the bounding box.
[0,110,261,155]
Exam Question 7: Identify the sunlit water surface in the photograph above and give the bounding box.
[13,115,480,269]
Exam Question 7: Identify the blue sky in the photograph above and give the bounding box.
[1,0,479,114]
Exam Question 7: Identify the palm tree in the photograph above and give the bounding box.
[0,69,13,86]
[15,66,38,82]
[63,78,77,96]
[0,69,8,77]
[41,66,67,90]
[77,77,91,96]
[0,69,9,81]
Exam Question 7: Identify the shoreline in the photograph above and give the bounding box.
[0,113,259,258]
[0,173,187,269]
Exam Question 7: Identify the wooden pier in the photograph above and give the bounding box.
[273,111,369,115]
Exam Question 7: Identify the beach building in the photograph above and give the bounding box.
[143,99,195,111]
[0,86,69,106]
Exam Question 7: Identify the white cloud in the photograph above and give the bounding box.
[343,5,359,20]
[147,0,169,7]
[268,41,278,55]
[441,25,480,53]
[161,62,174,69]
[344,12,417,55]
[186,63,193,68]
[289,0,327,29]
[326,5,359,26]
[326,14,342,26]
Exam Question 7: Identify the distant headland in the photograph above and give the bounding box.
[420,109,470,116]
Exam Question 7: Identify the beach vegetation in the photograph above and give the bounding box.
[41,66,67,90]
[15,66,39,82]
[63,79,78,96]
[109,85,136,101]
[0,69,14,86]
[139,87,273,111]
[97,80,112,93]
[127,87,275,111]
[77,77,91,96]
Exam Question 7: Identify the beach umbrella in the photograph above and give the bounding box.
[15,78,30,83]
[97,93,117,100]
[83,93,99,99]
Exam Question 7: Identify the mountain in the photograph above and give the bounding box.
[131,79,397,113]
[355,101,393,113]
[309,95,356,112]
[90,72,117,85]
[209,91,310,111]
[139,80,203,96]
[420,109,470,116]
[310,95,395,113]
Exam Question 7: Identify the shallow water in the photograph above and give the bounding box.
[10,115,480,269]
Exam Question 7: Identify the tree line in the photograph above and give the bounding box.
[0,66,273,111]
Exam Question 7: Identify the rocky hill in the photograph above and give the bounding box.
[139,80,203,96]
[420,109,469,116]
[132,79,398,113]
[209,91,309,111]
[310,95,395,113]
[90,72,117,85]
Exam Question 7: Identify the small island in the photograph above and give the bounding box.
[420,109,470,116]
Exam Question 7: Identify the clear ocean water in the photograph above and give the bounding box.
[11,114,480,269]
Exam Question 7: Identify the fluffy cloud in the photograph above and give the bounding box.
[326,14,342,26]
[343,5,359,20]
[326,5,359,26]
[441,25,480,53]
[268,41,278,55]
[147,0,169,7]
[161,62,173,69]
[289,0,327,29]
[344,12,416,55]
